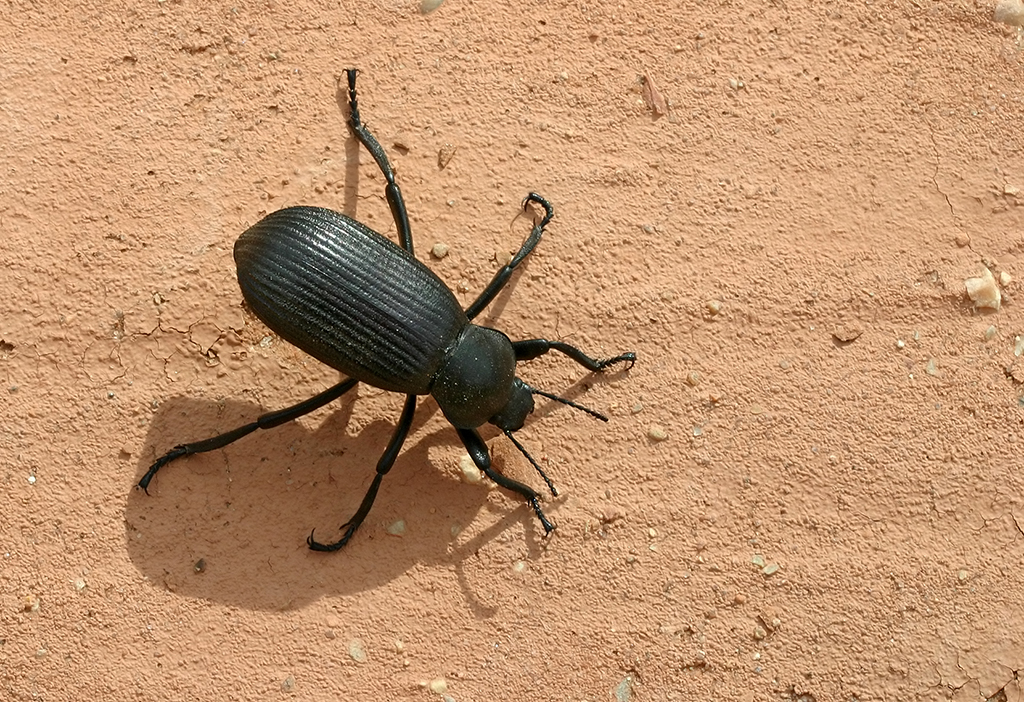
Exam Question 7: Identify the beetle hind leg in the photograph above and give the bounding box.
[307,393,418,552]
[137,378,359,492]
[343,68,414,254]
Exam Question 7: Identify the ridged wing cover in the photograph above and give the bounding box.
[234,206,468,394]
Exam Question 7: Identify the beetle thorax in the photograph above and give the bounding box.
[431,325,533,430]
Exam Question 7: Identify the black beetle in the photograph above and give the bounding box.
[139,69,635,551]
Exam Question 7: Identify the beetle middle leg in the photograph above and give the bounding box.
[343,68,413,253]
[137,378,359,492]
[512,339,636,373]
[307,394,418,551]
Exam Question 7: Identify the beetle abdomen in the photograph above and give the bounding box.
[234,206,467,393]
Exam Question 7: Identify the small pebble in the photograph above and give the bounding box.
[648,425,669,441]
[23,595,40,613]
[281,676,295,692]
[459,454,483,484]
[706,299,723,315]
[27,475,35,485]
[193,558,206,573]
[995,0,1024,26]
[631,401,644,414]
[431,243,450,259]
[753,626,767,640]
[925,359,939,376]
[965,268,1001,310]
[1000,271,1013,287]
[985,325,998,341]
[428,678,448,694]
[685,371,701,386]
[387,520,406,537]
[613,675,635,702]
[348,639,367,662]
[762,563,780,576]
[734,593,747,605]
[958,569,969,582]
[73,578,86,592]
[751,554,766,568]
[896,339,906,350]
[494,249,512,267]
[420,0,445,14]
[437,143,457,169]
[954,233,971,247]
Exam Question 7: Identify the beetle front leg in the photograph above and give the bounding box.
[343,68,414,254]
[307,393,417,551]
[456,427,555,535]
[512,339,636,373]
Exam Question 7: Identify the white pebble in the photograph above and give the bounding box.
[995,0,1024,26]
[348,639,367,662]
[387,520,406,536]
[459,454,483,483]
[965,268,1001,310]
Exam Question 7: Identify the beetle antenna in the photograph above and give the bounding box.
[528,386,609,423]
[502,429,558,497]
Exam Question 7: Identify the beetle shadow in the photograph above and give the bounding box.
[124,389,550,612]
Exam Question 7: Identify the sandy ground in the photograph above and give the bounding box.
[3,0,1024,700]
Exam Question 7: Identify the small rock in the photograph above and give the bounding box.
[348,639,367,662]
[421,0,445,14]
[1000,270,1013,287]
[965,267,1001,310]
[387,520,406,537]
[193,558,206,573]
[832,324,863,344]
[954,233,971,247]
[613,675,635,702]
[995,0,1024,27]
[23,595,40,613]
[428,678,448,694]
[925,359,939,376]
[957,569,969,582]
[438,143,458,169]
[459,454,483,484]
[706,299,723,315]
[685,371,702,386]
[753,626,767,640]
[631,401,644,414]
[985,325,998,341]
[648,425,669,441]
[281,675,295,692]
[431,243,450,259]
[494,249,512,267]
[751,554,765,568]
[733,593,747,605]
[762,563,780,576]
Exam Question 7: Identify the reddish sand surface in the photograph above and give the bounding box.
[3,1,1024,700]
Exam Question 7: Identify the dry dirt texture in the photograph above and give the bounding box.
[3,1,1024,700]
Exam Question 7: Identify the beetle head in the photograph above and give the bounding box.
[489,378,535,432]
